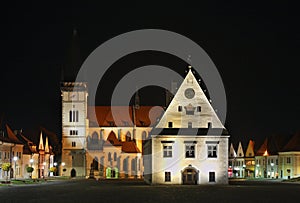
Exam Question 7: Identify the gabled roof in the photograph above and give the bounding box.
[122,141,141,153]
[103,131,140,153]
[5,124,23,144]
[106,131,122,146]
[88,106,164,127]
[281,132,300,152]
[256,134,292,155]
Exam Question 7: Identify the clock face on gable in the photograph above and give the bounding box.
[184,88,195,99]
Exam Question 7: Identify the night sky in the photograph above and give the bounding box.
[0,2,299,148]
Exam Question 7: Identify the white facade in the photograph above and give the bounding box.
[144,67,229,185]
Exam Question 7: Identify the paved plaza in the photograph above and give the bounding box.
[0,179,299,203]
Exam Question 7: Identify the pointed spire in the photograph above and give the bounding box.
[39,132,44,150]
[45,136,49,153]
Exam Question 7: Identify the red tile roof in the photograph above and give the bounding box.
[121,141,141,153]
[88,106,164,127]
[5,124,23,144]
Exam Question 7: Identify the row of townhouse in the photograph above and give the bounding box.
[228,133,300,179]
[0,124,55,180]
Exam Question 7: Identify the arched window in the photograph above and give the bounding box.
[123,158,128,173]
[126,131,131,142]
[92,157,99,171]
[131,158,137,175]
[92,132,99,144]
[108,152,112,161]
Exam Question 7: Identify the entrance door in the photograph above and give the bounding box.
[182,168,198,185]
[71,169,76,177]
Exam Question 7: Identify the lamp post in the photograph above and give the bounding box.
[13,156,18,180]
[61,162,65,176]
[30,159,34,179]
[43,162,46,178]
[54,162,57,176]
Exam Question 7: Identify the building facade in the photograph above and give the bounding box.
[144,67,229,185]
[60,82,163,179]
[0,125,54,180]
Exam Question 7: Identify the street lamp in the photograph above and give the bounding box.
[13,156,18,180]
[61,162,65,176]
[54,162,57,176]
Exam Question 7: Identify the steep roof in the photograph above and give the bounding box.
[106,131,122,146]
[281,132,300,152]
[154,67,226,133]
[88,106,164,127]
[5,124,23,144]
[256,134,292,155]
[122,141,141,153]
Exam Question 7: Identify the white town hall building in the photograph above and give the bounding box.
[143,67,229,184]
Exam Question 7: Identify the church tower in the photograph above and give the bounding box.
[61,29,88,177]
[61,82,88,177]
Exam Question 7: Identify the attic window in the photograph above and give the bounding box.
[188,122,192,128]
[178,106,182,112]
[107,121,115,127]
[208,122,212,128]
[197,106,201,112]
[139,120,145,126]
[168,122,173,128]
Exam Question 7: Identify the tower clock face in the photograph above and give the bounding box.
[184,88,195,99]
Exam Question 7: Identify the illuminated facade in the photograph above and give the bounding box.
[60,82,163,178]
[144,67,229,185]
[0,125,54,180]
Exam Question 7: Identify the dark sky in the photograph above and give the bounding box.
[0,2,299,147]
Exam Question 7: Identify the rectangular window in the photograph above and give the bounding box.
[69,110,79,122]
[163,145,172,158]
[208,122,212,128]
[0,152,2,159]
[70,130,78,135]
[165,172,171,182]
[197,106,201,112]
[185,145,195,158]
[287,157,291,164]
[276,159,278,165]
[72,142,76,147]
[207,145,217,158]
[188,122,192,128]
[209,172,215,182]
[178,106,182,112]
[168,122,173,128]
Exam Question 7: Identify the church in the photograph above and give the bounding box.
[60,66,229,184]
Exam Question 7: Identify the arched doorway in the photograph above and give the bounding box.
[71,169,76,177]
[182,166,199,185]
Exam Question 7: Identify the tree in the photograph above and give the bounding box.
[26,166,34,179]
[50,167,57,176]
[1,163,11,182]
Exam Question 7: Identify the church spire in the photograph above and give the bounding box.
[38,132,44,150]
[45,136,49,153]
